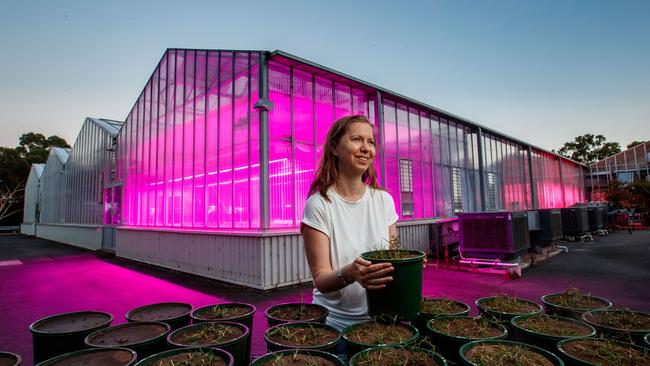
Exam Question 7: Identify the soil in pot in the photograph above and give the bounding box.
[343,320,419,359]
[361,246,425,322]
[460,340,563,366]
[36,348,136,366]
[167,322,248,366]
[85,321,170,360]
[126,302,192,330]
[511,314,596,352]
[191,303,255,323]
[265,303,328,328]
[30,310,113,363]
[542,289,611,319]
[134,348,233,366]
[251,350,344,366]
[582,309,650,345]
[416,298,470,336]
[476,294,542,328]
[558,338,650,366]
[349,346,447,366]
[426,316,507,363]
[0,352,21,366]
[265,322,340,354]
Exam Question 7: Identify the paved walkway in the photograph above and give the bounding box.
[0,230,648,365]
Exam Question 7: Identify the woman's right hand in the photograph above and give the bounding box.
[346,257,394,289]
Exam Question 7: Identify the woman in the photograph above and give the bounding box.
[301,115,399,331]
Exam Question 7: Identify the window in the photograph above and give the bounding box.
[399,159,414,216]
[487,172,496,210]
[452,167,463,213]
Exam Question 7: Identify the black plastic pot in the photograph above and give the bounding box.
[476,296,542,336]
[134,347,233,366]
[250,349,345,366]
[126,302,192,330]
[0,352,21,366]
[167,321,249,366]
[415,297,470,337]
[85,321,170,360]
[361,250,425,321]
[264,302,328,328]
[190,302,255,361]
[459,339,564,366]
[645,333,649,348]
[557,338,649,366]
[541,293,612,320]
[264,321,341,354]
[35,348,136,366]
[29,310,113,363]
[581,309,650,345]
[342,320,419,359]
[349,345,448,366]
[510,314,596,352]
[426,316,508,364]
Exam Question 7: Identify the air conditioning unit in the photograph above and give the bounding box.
[587,206,604,231]
[530,209,563,245]
[561,207,588,236]
[459,211,530,259]
[429,217,459,260]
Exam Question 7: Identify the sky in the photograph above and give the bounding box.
[0,0,648,152]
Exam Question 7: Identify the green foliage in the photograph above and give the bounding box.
[14,132,70,164]
[554,134,621,165]
[626,140,644,149]
[606,178,650,210]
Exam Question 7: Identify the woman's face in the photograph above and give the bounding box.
[333,121,376,177]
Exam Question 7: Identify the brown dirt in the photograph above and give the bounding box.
[44,349,135,366]
[428,317,503,339]
[421,298,467,315]
[149,351,229,366]
[364,250,420,260]
[583,310,650,331]
[128,303,191,322]
[345,322,415,345]
[545,290,609,310]
[87,323,168,346]
[480,295,539,314]
[561,338,650,366]
[464,343,554,366]
[171,323,244,346]
[516,315,593,337]
[267,324,338,347]
[33,312,111,333]
[259,354,337,366]
[269,304,326,322]
[196,304,252,320]
[354,348,440,366]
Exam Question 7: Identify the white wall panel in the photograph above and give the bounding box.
[23,165,43,224]
[35,224,102,250]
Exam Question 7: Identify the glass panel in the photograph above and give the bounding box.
[233,52,250,228]
[218,52,233,228]
[194,51,206,227]
[293,69,315,226]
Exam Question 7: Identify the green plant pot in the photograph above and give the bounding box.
[126,302,193,330]
[0,352,21,366]
[349,345,448,366]
[541,293,612,320]
[475,296,542,337]
[264,302,328,328]
[29,310,113,364]
[557,337,650,366]
[342,320,419,360]
[167,321,249,366]
[415,298,470,337]
[426,316,508,364]
[85,321,171,360]
[581,309,650,345]
[190,302,255,361]
[459,340,564,366]
[35,348,136,366]
[134,347,233,366]
[361,250,425,321]
[510,314,596,353]
[250,349,345,366]
[264,321,341,355]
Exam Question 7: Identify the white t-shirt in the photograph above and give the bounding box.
[301,186,399,331]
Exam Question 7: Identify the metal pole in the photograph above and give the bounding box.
[558,158,566,207]
[258,52,270,230]
[476,127,486,211]
[375,91,386,186]
[527,146,537,209]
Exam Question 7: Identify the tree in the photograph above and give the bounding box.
[554,134,621,165]
[14,132,71,164]
[0,183,24,222]
[627,140,645,149]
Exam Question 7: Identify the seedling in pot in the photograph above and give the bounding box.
[558,337,650,366]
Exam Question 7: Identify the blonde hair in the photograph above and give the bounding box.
[308,115,382,201]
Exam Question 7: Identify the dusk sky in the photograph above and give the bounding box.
[0,0,648,152]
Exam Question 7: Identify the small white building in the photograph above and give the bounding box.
[20,163,45,235]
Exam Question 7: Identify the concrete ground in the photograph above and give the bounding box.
[0,230,648,365]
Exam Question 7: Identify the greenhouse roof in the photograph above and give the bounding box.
[32,163,45,178]
[87,117,124,136]
[51,147,71,164]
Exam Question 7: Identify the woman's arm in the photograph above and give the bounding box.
[303,224,394,293]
